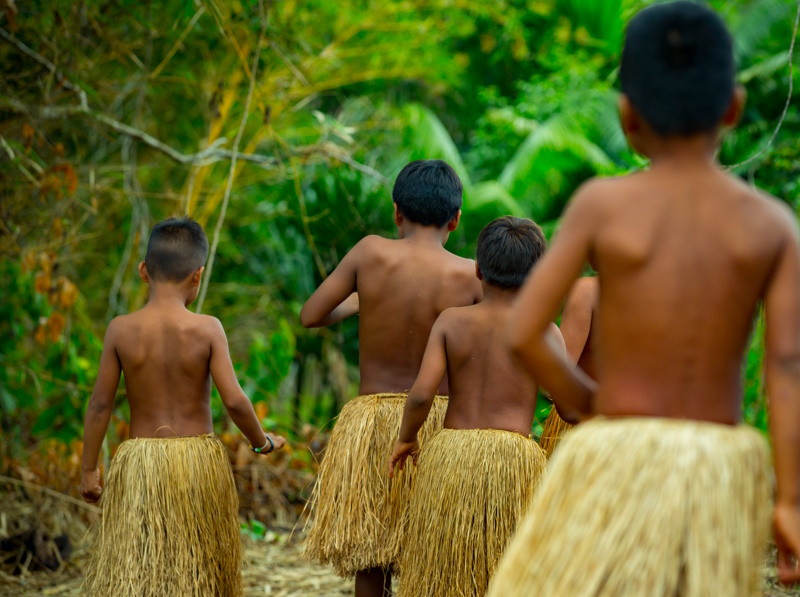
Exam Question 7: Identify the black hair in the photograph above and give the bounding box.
[476,216,546,289]
[144,217,209,282]
[620,1,735,136]
[392,160,463,228]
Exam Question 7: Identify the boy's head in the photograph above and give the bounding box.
[476,216,546,289]
[142,217,208,285]
[620,2,740,139]
[392,160,463,231]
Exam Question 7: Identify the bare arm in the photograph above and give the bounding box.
[561,278,595,362]
[208,317,285,451]
[389,315,449,477]
[764,211,800,585]
[80,320,122,502]
[507,183,601,417]
[300,241,363,328]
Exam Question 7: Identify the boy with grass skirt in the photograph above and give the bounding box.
[489,3,800,595]
[80,217,286,597]
[539,276,597,456]
[301,160,482,597]
[389,216,560,597]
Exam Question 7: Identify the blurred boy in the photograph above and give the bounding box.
[538,275,598,456]
[300,160,482,597]
[489,4,800,596]
[80,217,285,597]
[388,216,561,597]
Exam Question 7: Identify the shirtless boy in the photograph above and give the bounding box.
[80,217,285,597]
[539,276,598,455]
[301,159,482,597]
[388,216,560,597]
[489,3,800,595]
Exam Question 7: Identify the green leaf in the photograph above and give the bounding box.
[558,0,624,54]
[498,115,615,219]
[400,104,471,187]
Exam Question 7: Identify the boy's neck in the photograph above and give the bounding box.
[644,132,719,169]
[481,284,518,304]
[399,224,447,246]
[147,284,193,309]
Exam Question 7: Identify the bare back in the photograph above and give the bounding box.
[355,236,481,394]
[590,167,787,423]
[110,305,217,438]
[438,301,546,435]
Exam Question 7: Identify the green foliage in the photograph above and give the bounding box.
[2,0,796,453]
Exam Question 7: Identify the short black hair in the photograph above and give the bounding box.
[144,217,209,282]
[476,216,546,289]
[620,1,735,136]
[392,160,463,228]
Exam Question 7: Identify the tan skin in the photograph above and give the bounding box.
[553,276,599,423]
[301,206,483,394]
[80,263,286,503]
[562,276,598,380]
[508,89,800,585]
[300,206,481,597]
[388,269,564,476]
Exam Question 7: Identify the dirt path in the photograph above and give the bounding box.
[0,534,350,597]
[2,533,799,596]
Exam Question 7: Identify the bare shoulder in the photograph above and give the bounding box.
[434,304,472,334]
[446,252,478,277]
[104,314,128,341]
[194,313,226,337]
[748,186,798,237]
[351,234,388,257]
[570,176,626,208]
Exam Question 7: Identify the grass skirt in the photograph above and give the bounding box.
[83,434,241,597]
[303,393,447,577]
[538,407,573,457]
[399,428,547,597]
[488,418,772,597]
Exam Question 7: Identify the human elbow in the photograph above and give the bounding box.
[86,394,113,418]
[300,304,322,328]
[407,391,432,410]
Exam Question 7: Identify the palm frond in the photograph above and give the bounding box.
[498,115,615,219]
[738,50,790,83]
[731,0,791,63]
[400,104,471,186]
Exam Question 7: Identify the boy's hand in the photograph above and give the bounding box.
[80,468,103,503]
[266,433,286,452]
[775,503,800,585]
[252,432,287,455]
[388,439,420,478]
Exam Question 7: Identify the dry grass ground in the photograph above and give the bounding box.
[0,532,351,597]
[0,483,797,597]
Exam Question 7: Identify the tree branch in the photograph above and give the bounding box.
[195,0,269,314]
[0,26,88,109]
[1,97,277,166]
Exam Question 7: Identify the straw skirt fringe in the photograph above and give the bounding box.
[488,418,772,597]
[538,407,573,457]
[303,393,448,577]
[399,428,547,597]
[83,434,242,597]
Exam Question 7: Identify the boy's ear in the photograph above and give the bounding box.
[447,209,462,232]
[138,261,149,284]
[722,86,747,128]
[475,262,483,281]
[393,202,403,227]
[191,267,204,287]
[618,94,639,138]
